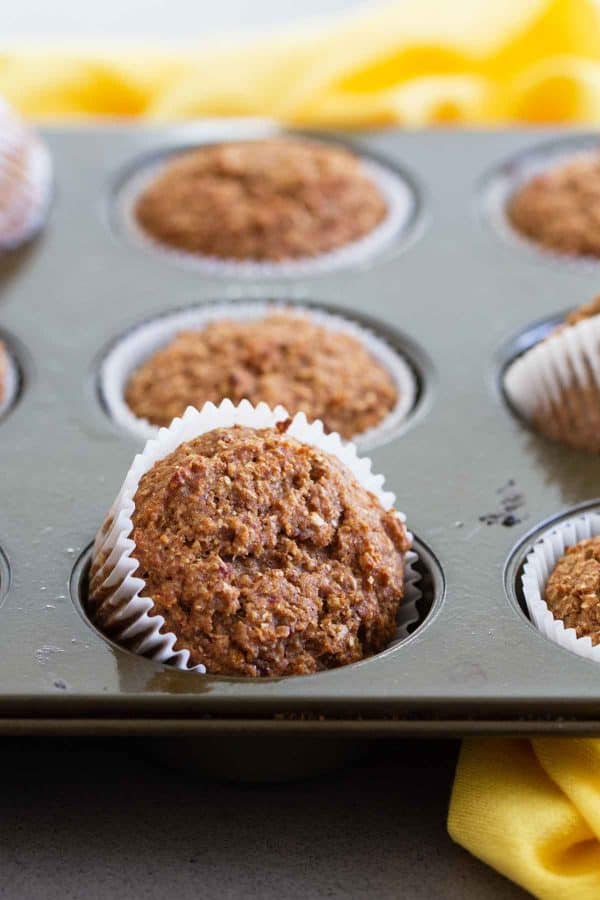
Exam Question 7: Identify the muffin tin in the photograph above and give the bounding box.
[3,121,600,739]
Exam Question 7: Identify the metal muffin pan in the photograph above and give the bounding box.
[2,124,600,738]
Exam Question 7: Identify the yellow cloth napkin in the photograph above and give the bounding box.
[449,738,600,898]
[2,0,600,126]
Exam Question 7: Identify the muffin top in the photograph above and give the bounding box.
[507,153,600,257]
[133,137,387,262]
[130,424,409,676]
[124,312,399,440]
[545,536,600,644]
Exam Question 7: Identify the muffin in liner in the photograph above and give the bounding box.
[89,399,421,673]
[521,510,600,663]
[504,311,600,452]
[100,301,418,450]
[484,138,600,264]
[0,98,52,251]
[116,132,416,278]
[0,342,19,419]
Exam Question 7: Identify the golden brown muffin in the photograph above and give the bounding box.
[92,424,410,677]
[124,313,398,440]
[134,138,387,262]
[545,536,600,643]
[507,152,600,257]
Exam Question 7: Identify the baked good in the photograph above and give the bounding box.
[507,152,600,257]
[545,536,600,643]
[134,137,387,261]
[504,295,600,452]
[92,423,410,676]
[124,312,398,439]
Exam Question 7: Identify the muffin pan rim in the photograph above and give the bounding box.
[0,326,28,424]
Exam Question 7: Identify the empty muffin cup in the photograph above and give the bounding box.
[521,510,600,663]
[88,399,421,675]
[116,133,417,277]
[100,302,418,450]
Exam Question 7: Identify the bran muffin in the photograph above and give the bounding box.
[133,138,388,262]
[545,536,600,644]
[124,312,398,440]
[90,423,410,677]
[526,297,600,452]
[507,152,600,258]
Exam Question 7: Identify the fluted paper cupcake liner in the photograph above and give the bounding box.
[89,399,421,673]
[504,314,600,446]
[116,121,415,277]
[100,301,417,450]
[522,510,600,662]
[0,99,52,251]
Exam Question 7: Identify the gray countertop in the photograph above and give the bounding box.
[0,739,525,899]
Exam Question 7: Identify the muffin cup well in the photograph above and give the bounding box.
[0,346,19,419]
[521,511,600,663]
[504,315,600,451]
[100,301,418,450]
[117,139,416,278]
[89,399,421,673]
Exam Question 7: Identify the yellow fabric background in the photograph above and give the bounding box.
[3,0,600,126]
[4,0,600,895]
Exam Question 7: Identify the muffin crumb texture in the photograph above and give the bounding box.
[111,425,410,677]
[134,137,388,262]
[124,313,399,439]
[508,153,600,257]
[545,536,600,644]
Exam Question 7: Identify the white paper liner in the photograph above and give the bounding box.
[0,99,52,251]
[100,301,417,451]
[484,137,600,264]
[504,314,600,427]
[522,510,600,662]
[0,344,19,419]
[89,399,421,674]
[116,124,415,277]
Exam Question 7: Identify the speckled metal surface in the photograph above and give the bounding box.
[1,125,600,734]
